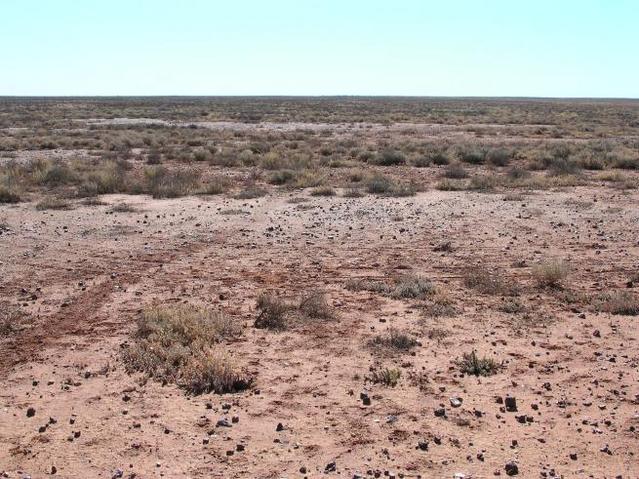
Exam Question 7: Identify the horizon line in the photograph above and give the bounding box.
[1,95,638,101]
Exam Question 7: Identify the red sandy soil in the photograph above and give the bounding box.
[1,187,638,478]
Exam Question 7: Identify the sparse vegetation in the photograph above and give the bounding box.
[390,275,435,299]
[464,267,519,296]
[110,202,137,213]
[310,186,335,197]
[368,367,401,386]
[532,259,569,288]
[254,293,290,330]
[369,328,419,352]
[457,350,499,376]
[595,291,639,315]
[299,292,335,320]
[122,305,250,394]
[35,197,72,210]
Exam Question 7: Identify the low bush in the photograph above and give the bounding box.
[595,291,639,315]
[457,350,499,376]
[122,305,249,394]
[442,163,468,179]
[255,293,290,330]
[375,149,406,166]
[464,267,519,296]
[368,367,401,387]
[369,328,418,352]
[299,292,335,320]
[532,259,569,288]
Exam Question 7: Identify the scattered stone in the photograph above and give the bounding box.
[216,418,231,428]
[505,461,519,476]
[325,461,337,473]
[504,396,517,412]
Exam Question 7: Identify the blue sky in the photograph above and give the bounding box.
[1,0,637,97]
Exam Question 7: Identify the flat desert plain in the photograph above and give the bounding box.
[1,98,638,478]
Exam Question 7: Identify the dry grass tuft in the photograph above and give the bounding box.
[390,275,435,299]
[110,203,137,213]
[368,367,401,387]
[532,259,569,288]
[122,305,250,394]
[235,187,268,199]
[464,267,519,296]
[145,167,201,198]
[310,186,336,197]
[595,291,639,316]
[0,185,21,203]
[369,328,418,352]
[35,197,72,210]
[299,292,335,320]
[255,293,291,330]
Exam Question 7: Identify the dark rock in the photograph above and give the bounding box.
[325,461,337,473]
[505,461,519,476]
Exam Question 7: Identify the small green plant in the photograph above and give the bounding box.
[457,350,499,376]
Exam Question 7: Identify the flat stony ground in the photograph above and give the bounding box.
[1,186,638,478]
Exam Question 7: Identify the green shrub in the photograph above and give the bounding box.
[457,350,499,376]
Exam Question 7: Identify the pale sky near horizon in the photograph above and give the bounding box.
[1,0,637,97]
